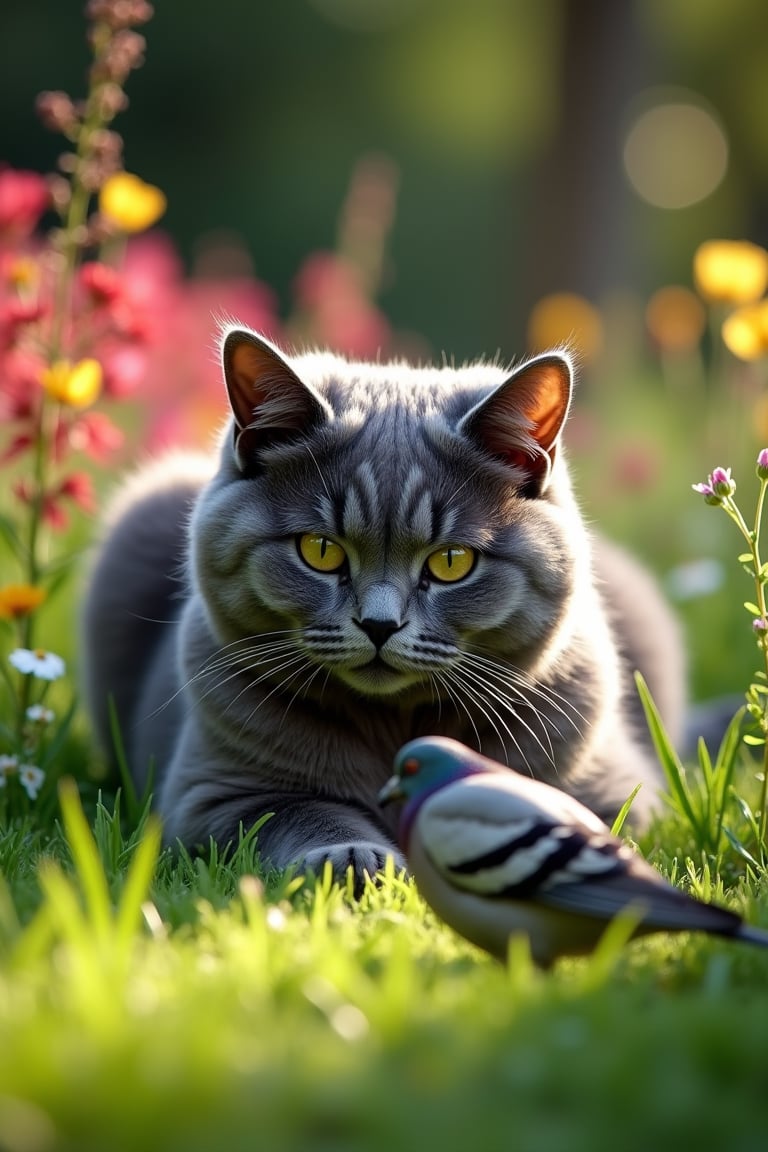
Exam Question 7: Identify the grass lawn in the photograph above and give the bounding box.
[1,762,768,1152]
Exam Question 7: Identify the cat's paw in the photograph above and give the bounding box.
[301,841,406,897]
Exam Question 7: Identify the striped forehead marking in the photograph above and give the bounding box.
[342,460,382,535]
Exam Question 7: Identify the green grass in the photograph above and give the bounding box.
[1,770,768,1152]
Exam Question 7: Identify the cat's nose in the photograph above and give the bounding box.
[354,617,403,650]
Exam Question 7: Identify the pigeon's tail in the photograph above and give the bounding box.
[733,923,768,949]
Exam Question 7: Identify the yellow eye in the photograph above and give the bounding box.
[425,545,475,583]
[298,534,347,573]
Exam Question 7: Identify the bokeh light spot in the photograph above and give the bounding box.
[623,93,728,209]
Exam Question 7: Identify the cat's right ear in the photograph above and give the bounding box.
[221,328,331,472]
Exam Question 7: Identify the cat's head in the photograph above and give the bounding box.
[192,326,583,702]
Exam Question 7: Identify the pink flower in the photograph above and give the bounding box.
[692,466,735,503]
[292,251,389,358]
[0,298,47,344]
[757,449,768,480]
[69,411,124,459]
[0,168,49,241]
[99,343,147,397]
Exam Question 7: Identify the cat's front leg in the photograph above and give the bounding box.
[248,796,406,896]
[160,756,404,895]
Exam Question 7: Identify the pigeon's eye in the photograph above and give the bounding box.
[425,545,475,583]
[402,758,420,776]
[298,534,346,573]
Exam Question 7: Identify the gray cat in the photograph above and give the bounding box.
[81,327,685,888]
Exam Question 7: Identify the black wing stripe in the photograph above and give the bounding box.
[448,820,556,876]
[448,824,623,899]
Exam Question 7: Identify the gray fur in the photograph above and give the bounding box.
[81,328,685,888]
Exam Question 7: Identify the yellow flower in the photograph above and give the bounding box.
[6,256,38,291]
[721,301,768,361]
[693,240,768,304]
[99,172,166,233]
[645,286,706,353]
[41,358,102,408]
[527,293,603,363]
[0,583,46,620]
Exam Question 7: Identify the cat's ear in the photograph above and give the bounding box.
[221,328,331,471]
[458,353,572,495]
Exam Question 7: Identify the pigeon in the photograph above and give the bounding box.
[377,735,768,967]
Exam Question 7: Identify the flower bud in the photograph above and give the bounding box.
[709,466,736,498]
[757,449,768,480]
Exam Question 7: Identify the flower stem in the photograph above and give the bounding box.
[753,480,768,848]
[726,484,768,850]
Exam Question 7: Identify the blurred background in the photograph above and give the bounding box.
[3,0,768,705]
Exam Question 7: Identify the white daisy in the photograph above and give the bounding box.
[26,704,55,725]
[18,764,45,800]
[9,648,66,681]
[0,754,18,786]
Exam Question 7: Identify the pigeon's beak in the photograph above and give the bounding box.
[377,774,404,806]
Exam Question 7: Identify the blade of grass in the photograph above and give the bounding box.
[115,814,163,948]
[58,776,112,943]
[635,672,700,832]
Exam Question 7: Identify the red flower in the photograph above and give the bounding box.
[0,348,44,421]
[12,472,97,531]
[0,432,33,464]
[58,471,96,513]
[79,261,124,305]
[0,168,50,241]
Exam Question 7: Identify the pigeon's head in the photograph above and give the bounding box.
[378,736,483,807]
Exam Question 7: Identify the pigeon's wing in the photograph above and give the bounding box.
[416,773,747,938]
[538,855,745,934]
[416,772,624,901]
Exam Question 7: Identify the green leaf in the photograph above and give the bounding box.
[634,672,699,832]
[738,552,754,564]
[744,601,762,615]
[0,513,26,563]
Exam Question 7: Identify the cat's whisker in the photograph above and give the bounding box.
[222,650,312,718]
[442,464,487,515]
[191,640,299,684]
[238,656,316,736]
[278,663,325,730]
[444,666,524,771]
[192,630,305,677]
[183,645,303,711]
[464,649,586,733]
[455,659,558,770]
[459,653,563,755]
[304,443,334,506]
[431,670,483,753]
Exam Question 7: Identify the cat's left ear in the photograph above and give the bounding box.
[458,353,572,495]
[221,327,332,471]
